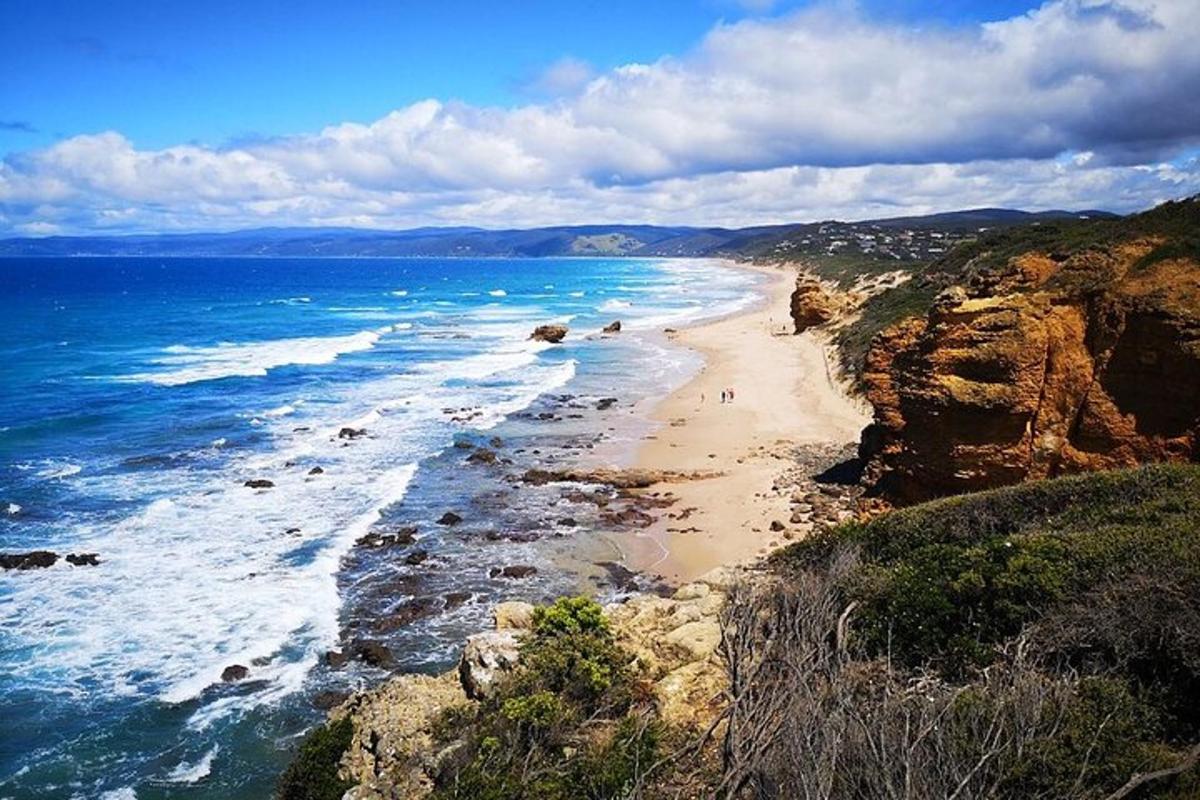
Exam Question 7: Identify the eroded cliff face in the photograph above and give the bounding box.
[860,243,1200,503]
[790,278,839,332]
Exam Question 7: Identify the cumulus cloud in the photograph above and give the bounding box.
[2,0,1198,234]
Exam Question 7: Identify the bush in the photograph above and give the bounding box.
[432,597,658,800]
[775,465,1200,673]
[276,716,354,800]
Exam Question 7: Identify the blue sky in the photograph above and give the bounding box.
[1,0,1042,154]
[1,0,1197,234]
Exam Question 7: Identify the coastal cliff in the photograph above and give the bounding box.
[856,197,1200,502]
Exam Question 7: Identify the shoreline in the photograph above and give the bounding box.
[615,261,869,581]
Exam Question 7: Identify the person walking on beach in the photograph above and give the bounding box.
[727,387,735,403]
[720,390,727,404]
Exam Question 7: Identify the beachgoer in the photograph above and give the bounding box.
[720,390,727,403]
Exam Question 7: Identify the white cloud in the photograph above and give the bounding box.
[1,0,1198,234]
[527,57,597,96]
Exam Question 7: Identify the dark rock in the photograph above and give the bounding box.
[437,512,463,526]
[595,561,639,592]
[602,508,655,528]
[602,320,622,334]
[65,552,100,566]
[311,690,350,710]
[489,437,504,448]
[467,449,497,465]
[337,427,367,440]
[490,565,538,579]
[444,591,473,610]
[308,466,324,475]
[376,596,440,631]
[221,664,249,682]
[356,526,417,549]
[243,479,274,489]
[404,548,429,566]
[595,397,618,410]
[529,324,568,343]
[557,517,577,528]
[350,639,395,668]
[769,520,786,532]
[0,551,58,570]
[324,650,350,669]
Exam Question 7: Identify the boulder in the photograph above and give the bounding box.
[493,601,535,630]
[529,324,568,343]
[308,466,324,475]
[65,552,100,566]
[0,551,58,570]
[243,479,274,489]
[404,549,429,566]
[324,649,350,669]
[490,565,537,579]
[311,690,350,710]
[466,448,497,465]
[350,639,396,669]
[338,427,367,440]
[221,664,249,682]
[602,320,622,333]
[436,512,462,526]
[459,630,524,700]
[664,620,722,661]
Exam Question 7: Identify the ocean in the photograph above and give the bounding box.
[0,256,760,799]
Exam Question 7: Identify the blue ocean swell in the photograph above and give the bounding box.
[0,256,759,799]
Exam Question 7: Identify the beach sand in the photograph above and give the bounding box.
[620,263,869,582]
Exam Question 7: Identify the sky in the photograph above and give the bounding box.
[1,0,1198,235]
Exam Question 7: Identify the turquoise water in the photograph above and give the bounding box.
[0,256,758,799]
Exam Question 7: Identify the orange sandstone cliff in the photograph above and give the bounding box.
[858,199,1200,503]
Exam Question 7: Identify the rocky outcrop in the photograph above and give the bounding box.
[1,551,59,570]
[860,239,1200,503]
[602,320,622,333]
[520,466,720,488]
[335,672,467,800]
[529,324,568,343]
[333,570,738,798]
[458,630,524,699]
[790,278,839,333]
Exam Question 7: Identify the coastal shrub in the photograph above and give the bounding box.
[737,464,1200,797]
[718,570,1200,799]
[774,464,1200,674]
[432,596,658,800]
[275,716,354,800]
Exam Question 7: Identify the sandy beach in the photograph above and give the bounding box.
[620,262,869,581]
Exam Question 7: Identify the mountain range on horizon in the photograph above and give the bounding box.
[0,206,1116,259]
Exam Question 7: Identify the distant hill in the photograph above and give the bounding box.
[0,208,1113,259]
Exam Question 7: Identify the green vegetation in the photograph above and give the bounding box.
[761,464,1200,797]
[796,252,916,289]
[276,716,355,800]
[432,597,659,800]
[777,464,1200,671]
